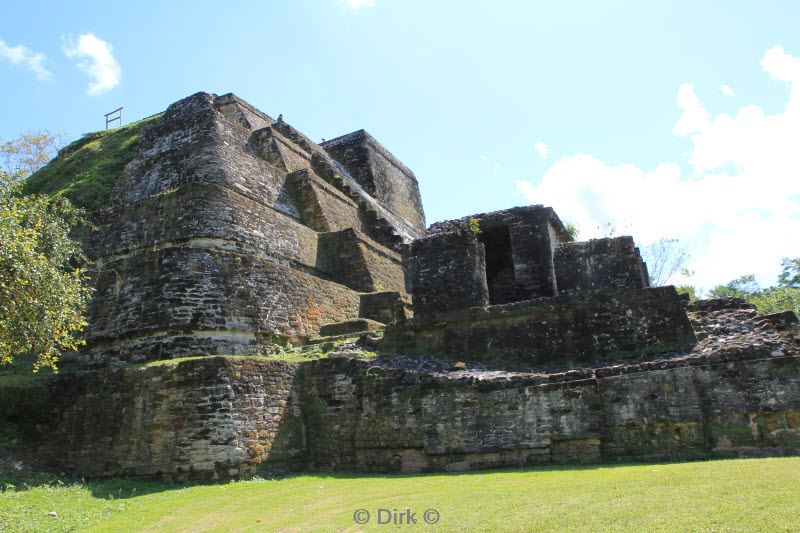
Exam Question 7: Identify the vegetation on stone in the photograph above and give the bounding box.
[468,216,482,235]
[22,115,162,212]
[563,221,578,241]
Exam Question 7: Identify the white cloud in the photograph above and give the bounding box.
[63,33,121,95]
[0,38,51,80]
[344,0,375,9]
[721,84,735,97]
[480,154,488,161]
[516,45,800,291]
[672,83,710,137]
[534,141,550,160]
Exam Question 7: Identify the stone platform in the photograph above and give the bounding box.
[12,300,799,480]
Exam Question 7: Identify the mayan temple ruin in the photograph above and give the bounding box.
[5,92,800,480]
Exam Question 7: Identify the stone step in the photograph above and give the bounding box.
[318,318,385,338]
[304,330,383,346]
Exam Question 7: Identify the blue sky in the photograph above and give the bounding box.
[2,0,799,291]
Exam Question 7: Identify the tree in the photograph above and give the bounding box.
[749,286,800,316]
[675,285,698,301]
[0,131,63,176]
[708,268,800,317]
[778,257,800,288]
[1,132,90,371]
[641,238,691,286]
[708,274,761,299]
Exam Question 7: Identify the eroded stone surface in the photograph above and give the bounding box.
[396,205,694,367]
[78,92,421,365]
[23,300,800,479]
[15,90,800,480]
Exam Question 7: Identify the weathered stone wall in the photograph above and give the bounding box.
[75,91,425,364]
[407,229,490,321]
[302,354,800,472]
[383,286,697,368]
[426,206,569,302]
[317,229,406,295]
[91,184,320,269]
[403,205,691,366]
[112,93,294,216]
[554,236,650,292]
[37,357,305,481]
[322,129,426,235]
[83,247,361,365]
[287,170,361,233]
[25,323,800,480]
[359,291,411,325]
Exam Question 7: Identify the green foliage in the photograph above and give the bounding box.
[708,262,800,316]
[563,221,578,242]
[0,131,63,177]
[3,458,800,531]
[779,257,800,288]
[675,285,698,301]
[0,174,91,371]
[468,216,482,235]
[748,287,800,316]
[22,115,162,212]
[709,274,760,299]
[0,424,22,456]
[0,355,57,388]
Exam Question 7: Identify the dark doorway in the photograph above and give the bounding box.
[481,225,516,304]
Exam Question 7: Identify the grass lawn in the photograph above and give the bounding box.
[1,457,799,532]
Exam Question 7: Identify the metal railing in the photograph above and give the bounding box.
[104,107,123,130]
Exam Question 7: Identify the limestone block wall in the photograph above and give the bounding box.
[83,247,361,365]
[303,355,800,472]
[37,357,305,481]
[91,184,321,270]
[425,206,569,303]
[383,286,697,368]
[76,91,421,364]
[407,230,490,321]
[317,229,406,294]
[26,347,800,479]
[321,129,426,234]
[554,236,650,292]
[359,291,411,324]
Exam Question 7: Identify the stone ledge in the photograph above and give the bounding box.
[319,319,384,337]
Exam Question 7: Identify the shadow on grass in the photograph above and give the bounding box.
[0,466,191,500]
[0,454,757,501]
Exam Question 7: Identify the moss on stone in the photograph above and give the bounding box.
[398,384,423,403]
[23,114,163,212]
[780,431,800,448]
[721,423,758,446]
[300,399,327,441]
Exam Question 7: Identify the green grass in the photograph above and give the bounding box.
[124,342,378,369]
[23,114,162,212]
[135,353,319,367]
[1,457,800,531]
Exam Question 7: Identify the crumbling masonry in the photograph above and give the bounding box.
[6,92,800,480]
[80,93,422,364]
